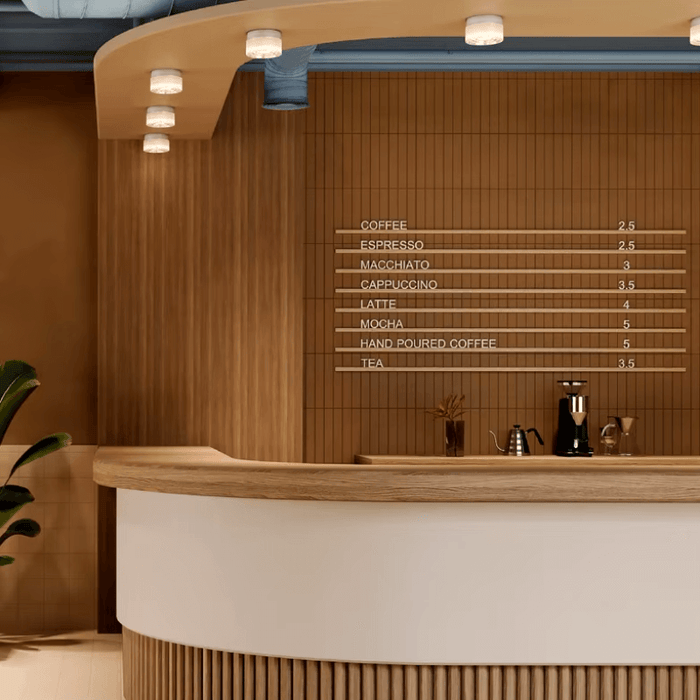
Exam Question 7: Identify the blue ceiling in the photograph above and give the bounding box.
[0,12,131,70]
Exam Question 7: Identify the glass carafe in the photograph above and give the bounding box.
[600,417,619,456]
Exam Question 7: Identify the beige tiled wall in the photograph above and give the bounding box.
[0,445,97,634]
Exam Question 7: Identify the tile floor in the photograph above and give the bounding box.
[0,630,122,700]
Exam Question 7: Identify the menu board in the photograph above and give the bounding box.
[334,221,686,373]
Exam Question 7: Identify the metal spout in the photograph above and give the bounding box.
[489,430,506,454]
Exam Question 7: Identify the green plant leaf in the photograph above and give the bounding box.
[0,377,40,448]
[6,433,72,485]
[0,555,15,566]
[0,361,39,444]
[0,360,36,405]
[0,485,34,530]
[0,518,40,548]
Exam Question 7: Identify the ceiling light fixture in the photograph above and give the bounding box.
[146,106,176,128]
[150,69,183,95]
[691,18,700,46]
[246,30,283,59]
[465,15,504,46]
[143,133,170,154]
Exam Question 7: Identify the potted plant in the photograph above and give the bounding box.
[427,393,466,457]
[0,360,71,567]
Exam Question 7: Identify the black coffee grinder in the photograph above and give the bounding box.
[555,380,593,457]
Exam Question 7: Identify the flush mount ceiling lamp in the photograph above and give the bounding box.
[150,69,183,95]
[465,15,504,46]
[143,133,170,154]
[691,18,700,46]
[246,29,283,59]
[146,106,176,128]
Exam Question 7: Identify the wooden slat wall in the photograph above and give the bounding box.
[304,72,700,461]
[98,72,304,458]
[123,627,700,700]
[97,73,305,630]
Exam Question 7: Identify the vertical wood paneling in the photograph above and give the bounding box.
[305,72,697,462]
[123,626,132,700]
[97,73,305,630]
[122,630,700,700]
[98,71,304,455]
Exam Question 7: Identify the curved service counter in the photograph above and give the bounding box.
[94,447,700,700]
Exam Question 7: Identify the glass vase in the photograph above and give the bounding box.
[445,420,465,457]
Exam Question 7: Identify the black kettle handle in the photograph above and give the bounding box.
[527,427,544,446]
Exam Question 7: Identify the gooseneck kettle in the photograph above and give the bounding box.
[489,424,544,456]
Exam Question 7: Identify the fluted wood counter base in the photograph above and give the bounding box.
[122,627,700,700]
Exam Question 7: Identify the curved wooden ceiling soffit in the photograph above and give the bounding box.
[94,0,699,140]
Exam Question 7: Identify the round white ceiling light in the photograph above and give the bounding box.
[150,69,183,95]
[146,106,176,129]
[143,133,170,154]
[691,17,700,46]
[246,29,283,59]
[465,15,504,46]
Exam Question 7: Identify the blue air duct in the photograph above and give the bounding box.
[0,1,29,11]
[20,0,235,19]
[263,45,317,111]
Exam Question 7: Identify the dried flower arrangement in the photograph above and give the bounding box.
[426,393,466,422]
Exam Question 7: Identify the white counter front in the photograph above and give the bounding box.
[117,488,700,664]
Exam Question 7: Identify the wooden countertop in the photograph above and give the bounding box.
[355,454,700,467]
[93,447,700,502]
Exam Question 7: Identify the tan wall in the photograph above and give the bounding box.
[304,72,699,461]
[0,73,98,635]
[0,73,98,445]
